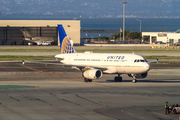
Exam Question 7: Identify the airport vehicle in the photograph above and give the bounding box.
[37,41,51,46]
[153,41,165,44]
[20,29,54,46]
[175,42,180,46]
[169,104,180,114]
[23,25,158,83]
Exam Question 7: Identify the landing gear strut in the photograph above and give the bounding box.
[114,74,122,82]
[84,78,92,82]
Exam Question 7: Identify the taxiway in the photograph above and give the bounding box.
[0,62,179,120]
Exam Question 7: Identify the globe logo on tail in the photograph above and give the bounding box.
[61,36,75,54]
[58,24,76,54]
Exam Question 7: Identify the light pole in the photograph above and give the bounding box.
[120,28,122,41]
[122,1,127,41]
[137,19,142,44]
[136,19,141,32]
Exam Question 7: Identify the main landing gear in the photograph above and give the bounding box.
[84,78,92,82]
[114,74,122,82]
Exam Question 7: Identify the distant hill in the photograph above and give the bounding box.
[0,0,180,18]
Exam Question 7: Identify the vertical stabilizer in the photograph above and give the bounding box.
[58,25,76,54]
[20,29,32,38]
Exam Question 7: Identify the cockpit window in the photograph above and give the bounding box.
[143,58,147,62]
[134,59,146,62]
[140,60,145,62]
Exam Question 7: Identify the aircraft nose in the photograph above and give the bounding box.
[144,63,150,71]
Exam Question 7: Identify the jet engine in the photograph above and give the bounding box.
[83,69,102,79]
[128,72,148,79]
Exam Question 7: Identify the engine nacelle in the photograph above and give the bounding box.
[83,69,102,79]
[128,72,148,79]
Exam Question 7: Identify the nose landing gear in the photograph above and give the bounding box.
[132,76,137,83]
[84,78,92,82]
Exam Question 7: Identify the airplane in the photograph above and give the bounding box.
[20,29,54,46]
[23,25,159,83]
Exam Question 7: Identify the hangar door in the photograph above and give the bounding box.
[0,27,58,45]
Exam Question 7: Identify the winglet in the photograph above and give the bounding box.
[156,58,159,62]
[156,58,159,63]
[22,60,25,65]
[147,58,159,64]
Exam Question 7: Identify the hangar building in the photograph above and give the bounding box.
[0,20,80,46]
[142,32,180,44]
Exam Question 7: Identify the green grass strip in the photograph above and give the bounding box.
[152,61,180,64]
[76,49,180,53]
[144,56,180,59]
[0,85,36,89]
[0,55,55,61]
[0,49,60,52]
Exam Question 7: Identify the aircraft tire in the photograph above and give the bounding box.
[118,77,122,82]
[132,79,137,83]
[114,77,118,82]
[88,79,92,82]
[84,78,89,82]
[173,109,177,114]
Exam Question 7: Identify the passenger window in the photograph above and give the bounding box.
[134,60,136,62]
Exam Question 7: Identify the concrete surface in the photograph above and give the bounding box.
[0,62,180,120]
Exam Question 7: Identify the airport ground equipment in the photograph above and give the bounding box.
[169,104,180,114]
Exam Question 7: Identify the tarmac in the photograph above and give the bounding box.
[0,62,180,120]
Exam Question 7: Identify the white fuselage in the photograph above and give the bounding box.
[24,37,54,45]
[55,53,150,74]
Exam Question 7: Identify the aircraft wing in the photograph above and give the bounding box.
[22,60,108,71]
[74,65,108,71]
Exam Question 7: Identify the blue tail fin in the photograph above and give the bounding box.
[58,25,76,54]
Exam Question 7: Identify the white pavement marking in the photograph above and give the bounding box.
[129,113,134,116]
[139,116,145,119]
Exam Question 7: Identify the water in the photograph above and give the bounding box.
[81,33,114,38]
[80,18,180,31]
[80,18,180,38]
